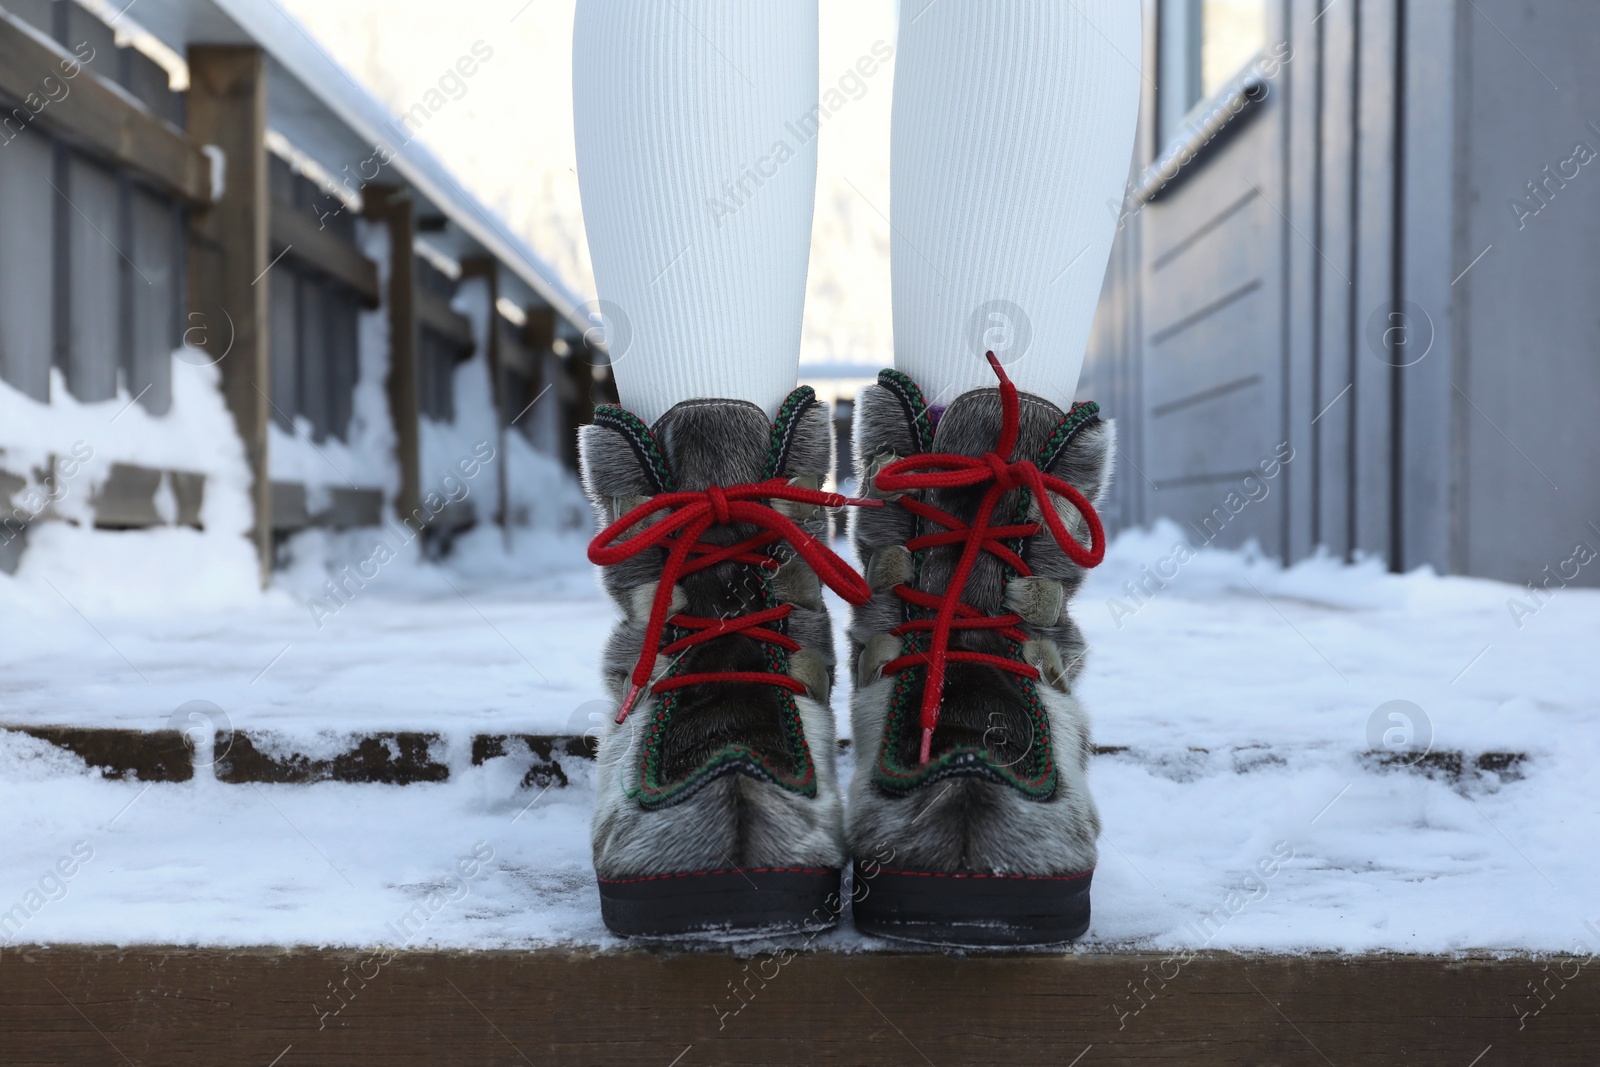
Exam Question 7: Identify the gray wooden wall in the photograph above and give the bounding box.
[0,5,184,415]
[1082,0,1599,586]
[1449,0,1600,586]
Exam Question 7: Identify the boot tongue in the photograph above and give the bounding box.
[930,387,1067,468]
[645,398,783,621]
[652,399,774,490]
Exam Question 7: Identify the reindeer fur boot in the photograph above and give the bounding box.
[579,388,871,938]
[845,355,1113,945]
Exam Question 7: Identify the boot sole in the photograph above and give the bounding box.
[851,863,1092,946]
[597,867,842,939]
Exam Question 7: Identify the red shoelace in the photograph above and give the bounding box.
[875,353,1107,763]
[588,480,876,723]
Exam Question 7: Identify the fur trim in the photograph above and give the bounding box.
[592,691,845,877]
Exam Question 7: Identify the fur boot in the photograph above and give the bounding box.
[578,388,869,937]
[845,357,1113,944]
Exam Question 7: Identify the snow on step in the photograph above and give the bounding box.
[0,520,1596,953]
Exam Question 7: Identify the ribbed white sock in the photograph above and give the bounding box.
[890,1,1143,409]
[573,0,819,426]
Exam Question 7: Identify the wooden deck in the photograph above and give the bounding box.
[1,945,1588,1065]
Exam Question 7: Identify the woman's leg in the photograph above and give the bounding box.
[573,0,819,425]
[889,0,1142,406]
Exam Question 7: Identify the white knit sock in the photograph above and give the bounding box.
[889,0,1143,409]
[573,0,819,425]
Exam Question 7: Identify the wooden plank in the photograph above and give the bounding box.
[326,291,360,440]
[1394,1,1456,574]
[269,201,379,307]
[1351,0,1399,567]
[63,154,118,402]
[1453,0,1599,585]
[0,946,1593,1064]
[119,43,177,124]
[128,187,176,416]
[0,719,1536,794]
[461,257,509,537]
[1,726,191,781]
[1282,0,1321,564]
[524,305,572,468]
[187,46,271,587]
[269,479,309,531]
[171,470,204,527]
[365,186,422,523]
[267,269,298,431]
[216,731,447,785]
[1314,0,1357,559]
[89,462,161,527]
[0,10,210,205]
[472,733,596,789]
[318,487,383,529]
[416,287,473,351]
[296,277,332,438]
[0,123,53,401]
[271,480,386,531]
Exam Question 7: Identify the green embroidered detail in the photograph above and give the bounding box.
[1036,400,1101,472]
[593,404,676,492]
[630,584,819,808]
[870,642,1056,798]
[876,369,936,453]
[627,405,822,810]
[763,385,819,480]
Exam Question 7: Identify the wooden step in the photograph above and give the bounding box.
[2,725,1529,790]
[0,945,1586,1065]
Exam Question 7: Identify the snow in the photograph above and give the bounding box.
[1,362,254,539]
[0,360,262,613]
[2,516,1597,955]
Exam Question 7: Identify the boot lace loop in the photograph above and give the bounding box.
[588,479,875,722]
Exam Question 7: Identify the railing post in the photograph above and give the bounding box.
[461,257,509,544]
[186,45,271,586]
[363,185,422,529]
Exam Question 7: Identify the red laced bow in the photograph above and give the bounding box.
[874,353,1106,763]
[588,480,877,723]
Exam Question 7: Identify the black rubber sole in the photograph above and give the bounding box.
[597,867,842,939]
[850,863,1092,946]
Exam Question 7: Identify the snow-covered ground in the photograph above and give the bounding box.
[2,520,1597,955]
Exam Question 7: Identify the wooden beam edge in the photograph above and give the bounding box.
[0,11,211,204]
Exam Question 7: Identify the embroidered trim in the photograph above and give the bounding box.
[1037,401,1102,473]
[627,392,825,810]
[877,369,936,453]
[764,385,819,479]
[592,405,675,493]
[870,650,1057,799]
